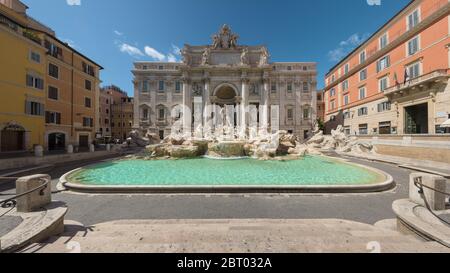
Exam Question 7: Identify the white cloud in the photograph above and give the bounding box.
[171,44,181,56]
[114,30,123,36]
[167,54,177,63]
[144,46,166,61]
[119,43,144,57]
[328,33,370,62]
[66,0,81,6]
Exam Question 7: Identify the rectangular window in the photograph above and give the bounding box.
[175,81,181,93]
[344,95,349,106]
[330,88,336,97]
[302,82,309,92]
[342,80,348,92]
[303,108,310,119]
[287,83,293,93]
[379,33,388,49]
[85,97,92,108]
[358,107,368,116]
[377,56,390,72]
[359,51,366,64]
[158,81,165,91]
[331,101,336,110]
[45,111,61,124]
[143,108,149,119]
[25,101,44,116]
[407,62,421,79]
[359,69,367,81]
[344,64,349,74]
[48,63,59,79]
[408,9,420,30]
[359,124,368,135]
[359,87,366,100]
[287,108,293,120]
[142,80,148,92]
[344,112,351,120]
[408,36,419,56]
[85,80,92,90]
[379,76,389,92]
[82,62,95,77]
[30,51,41,63]
[271,83,277,92]
[159,108,165,119]
[44,40,62,59]
[26,74,44,90]
[377,101,391,112]
[83,117,94,127]
[48,86,58,100]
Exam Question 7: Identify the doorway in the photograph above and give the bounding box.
[48,133,65,151]
[79,135,89,149]
[1,128,25,152]
[404,103,428,134]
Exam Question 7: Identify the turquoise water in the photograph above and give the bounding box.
[68,156,382,186]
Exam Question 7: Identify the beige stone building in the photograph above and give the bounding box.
[132,25,317,140]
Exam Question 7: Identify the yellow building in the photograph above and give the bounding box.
[0,0,103,153]
[0,1,46,152]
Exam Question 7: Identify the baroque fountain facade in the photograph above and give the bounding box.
[127,25,375,160]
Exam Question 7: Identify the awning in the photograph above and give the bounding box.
[441,119,450,128]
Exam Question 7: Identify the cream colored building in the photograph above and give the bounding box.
[132,25,317,140]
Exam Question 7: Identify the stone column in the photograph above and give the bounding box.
[132,80,140,129]
[240,77,249,138]
[203,76,212,134]
[182,78,192,137]
[261,78,270,134]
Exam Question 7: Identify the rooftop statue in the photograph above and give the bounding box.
[211,24,239,49]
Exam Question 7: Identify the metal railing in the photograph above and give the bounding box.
[0,178,50,210]
[413,177,450,227]
[384,69,449,95]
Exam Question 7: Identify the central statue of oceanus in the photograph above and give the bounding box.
[212,24,239,49]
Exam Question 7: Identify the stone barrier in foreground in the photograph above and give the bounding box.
[409,172,447,211]
[15,174,51,213]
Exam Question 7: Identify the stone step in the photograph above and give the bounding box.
[21,219,450,253]
[374,219,399,232]
[24,239,447,253]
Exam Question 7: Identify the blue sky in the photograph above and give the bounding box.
[22,0,411,96]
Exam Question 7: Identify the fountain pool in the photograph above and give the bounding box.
[61,156,394,193]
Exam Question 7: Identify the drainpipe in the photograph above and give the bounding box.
[71,51,74,141]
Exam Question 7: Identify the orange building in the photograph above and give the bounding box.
[44,36,103,151]
[324,0,450,135]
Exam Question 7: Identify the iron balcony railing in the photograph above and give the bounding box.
[384,69,449,96]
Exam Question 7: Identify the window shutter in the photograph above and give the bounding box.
[376,61,380,73]
[25,101,30,114]
[90,118,94,127]
[57,113,61,124]
[39,103,44,116]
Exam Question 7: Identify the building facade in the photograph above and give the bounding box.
[133,25,317,140]
[111,97,134,143]
[0,0,103,153]
[316,90,325,123]
[0,0,47,152]
[324,0,450,136]
[99,85,132,143]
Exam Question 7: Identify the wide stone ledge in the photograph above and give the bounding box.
[393,199,450,248]
[0,202,67,253]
